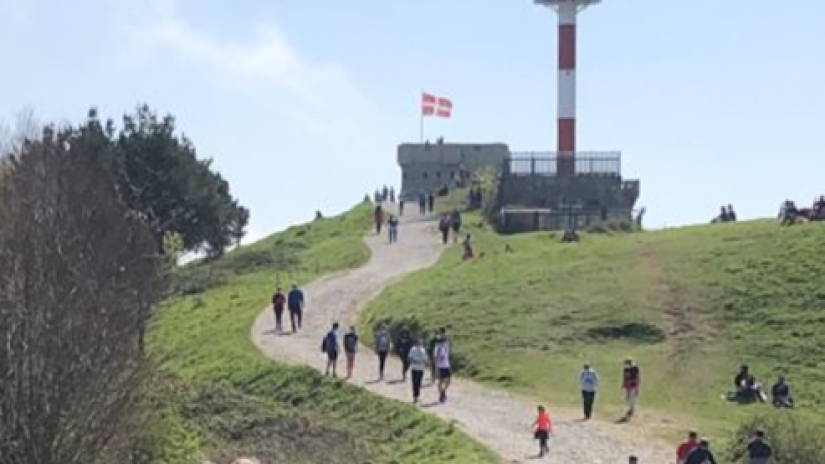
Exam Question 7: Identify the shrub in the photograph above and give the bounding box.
[724,414,825,464]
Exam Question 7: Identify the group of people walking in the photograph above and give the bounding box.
[319,322,453,404]
[270,284,305,334]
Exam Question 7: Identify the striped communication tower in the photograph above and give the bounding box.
[534,0,601,177]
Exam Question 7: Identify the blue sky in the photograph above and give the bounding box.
[1,0,823,239]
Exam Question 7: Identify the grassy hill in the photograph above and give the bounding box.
[360,209,825,439]
[142,201,497,464]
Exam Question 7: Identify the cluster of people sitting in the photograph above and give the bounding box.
[778,196,825,225]
[561,228,580,243]
[725,364,794,408]
[711,204,737,223]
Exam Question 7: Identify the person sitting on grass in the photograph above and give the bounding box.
[728,365,765,403]
[561,228,579,243]
[770,375,794,408]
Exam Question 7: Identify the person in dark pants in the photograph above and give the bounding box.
[287,284,304,333]
[322,323,340,377]
[579,363,599,419]
[343,326,358,380]
[374,323,392,380]
[745,430,773,464]
[427,192,435,213]
[395,329,414,381]
[408,338,428,403]
[684,439,717,464]
[271,286,286,333]
[417,191,426,215]
[450,209,462,244]
[532,405,552,457]
[399,198,405,216]
[438,214,451,245]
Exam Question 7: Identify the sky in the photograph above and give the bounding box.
[1,0,823,240]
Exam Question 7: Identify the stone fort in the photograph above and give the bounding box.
[397,140,640,232]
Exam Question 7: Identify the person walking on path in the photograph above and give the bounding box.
[450,209,462,243]
[395,329,414,382]
[373,204,385,235]
[434,336,452,403]
[322,323,340,377]
[621,358,641,419]
[744,430,773,464]
[684,439,717,464]
[409,338,428,403]
[343,326,358,380]
[417,190,426,215]
[427,192,435,213]
[676,431,700,464]
[427,329,444,384]
[287,284,304,333]
[389,186,395,203]
[398,196,405,216]
[532,405,552,458]
[438,214,451,245]
[271,286,286,333]
[580,363,599,420]
[387,214,399,243]
[374,323,392,380]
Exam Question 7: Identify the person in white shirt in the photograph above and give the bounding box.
[580,363,599,419]
[434,338,452,403]
[408,338,428,403]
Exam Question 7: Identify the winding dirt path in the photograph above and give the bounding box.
[251,208,673,463]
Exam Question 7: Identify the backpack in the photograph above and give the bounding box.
[321,332,335,353]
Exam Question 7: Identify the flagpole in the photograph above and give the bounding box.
[419,89,424,143]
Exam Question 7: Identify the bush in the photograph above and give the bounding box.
[725,414,825,464]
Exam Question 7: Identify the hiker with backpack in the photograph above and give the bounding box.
[374,323,392,380]
[322,323,340,377]
[395,329,414,382]
[343,326,358,380]
[387,214,399,244]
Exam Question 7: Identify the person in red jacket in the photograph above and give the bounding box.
[622,358,641,419]
[532,405,552,457]
[271,287,286,333]
[677,431,700,463]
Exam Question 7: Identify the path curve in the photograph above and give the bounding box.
[252,209,672,463]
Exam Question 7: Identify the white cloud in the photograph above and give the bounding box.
[127,0,353,115]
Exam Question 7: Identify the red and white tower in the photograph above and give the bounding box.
[534,0,600,177]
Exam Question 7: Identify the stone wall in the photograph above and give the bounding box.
[397,142,509,197]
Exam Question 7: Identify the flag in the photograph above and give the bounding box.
[422,92,452,118]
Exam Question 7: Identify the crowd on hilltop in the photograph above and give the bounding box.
[779,195,825,225]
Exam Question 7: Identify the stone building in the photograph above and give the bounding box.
[397,141,640,232]
[397,140,509,197]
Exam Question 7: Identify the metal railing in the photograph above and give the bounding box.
[506,152,622,176]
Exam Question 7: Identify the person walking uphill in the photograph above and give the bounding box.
[684,439,717,464]
[532,405,552,458]
[271,286,286,333]
[387,214,399,243]
[676,431,700,464]
[395,329,414,382]
[744,430,773,464]
[438,214,451,245]
[321,323,340,377]
[373,204,385,235]
[450,209,462,243]
[621,358,641,419]
[343,326,359,380]
[374,323,392,380]
[417,190,426,215]
[409,338,428,403]
[287,284,304,333]
[580,363,599,420]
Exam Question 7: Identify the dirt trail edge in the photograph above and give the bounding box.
[252,210,672,463]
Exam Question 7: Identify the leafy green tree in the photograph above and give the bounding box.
[78,105,249,257]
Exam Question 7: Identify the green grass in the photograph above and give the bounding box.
[145,201,498,464]
[360,210,825,442]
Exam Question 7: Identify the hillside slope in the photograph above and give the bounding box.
[360,214,825,436]
[143,202,496,464]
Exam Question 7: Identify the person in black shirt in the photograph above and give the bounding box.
[745,430,773,464]
[684,439,717,464]
[395,329,414,382]
[770,375,794,408]
[732,365,764,403]
[343,326,359,380]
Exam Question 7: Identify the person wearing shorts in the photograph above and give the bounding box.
[434,338,452,403]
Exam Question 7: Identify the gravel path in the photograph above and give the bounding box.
[251,208,673,463]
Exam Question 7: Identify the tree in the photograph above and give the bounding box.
[0,125,162,464]
[103,105,249,257]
